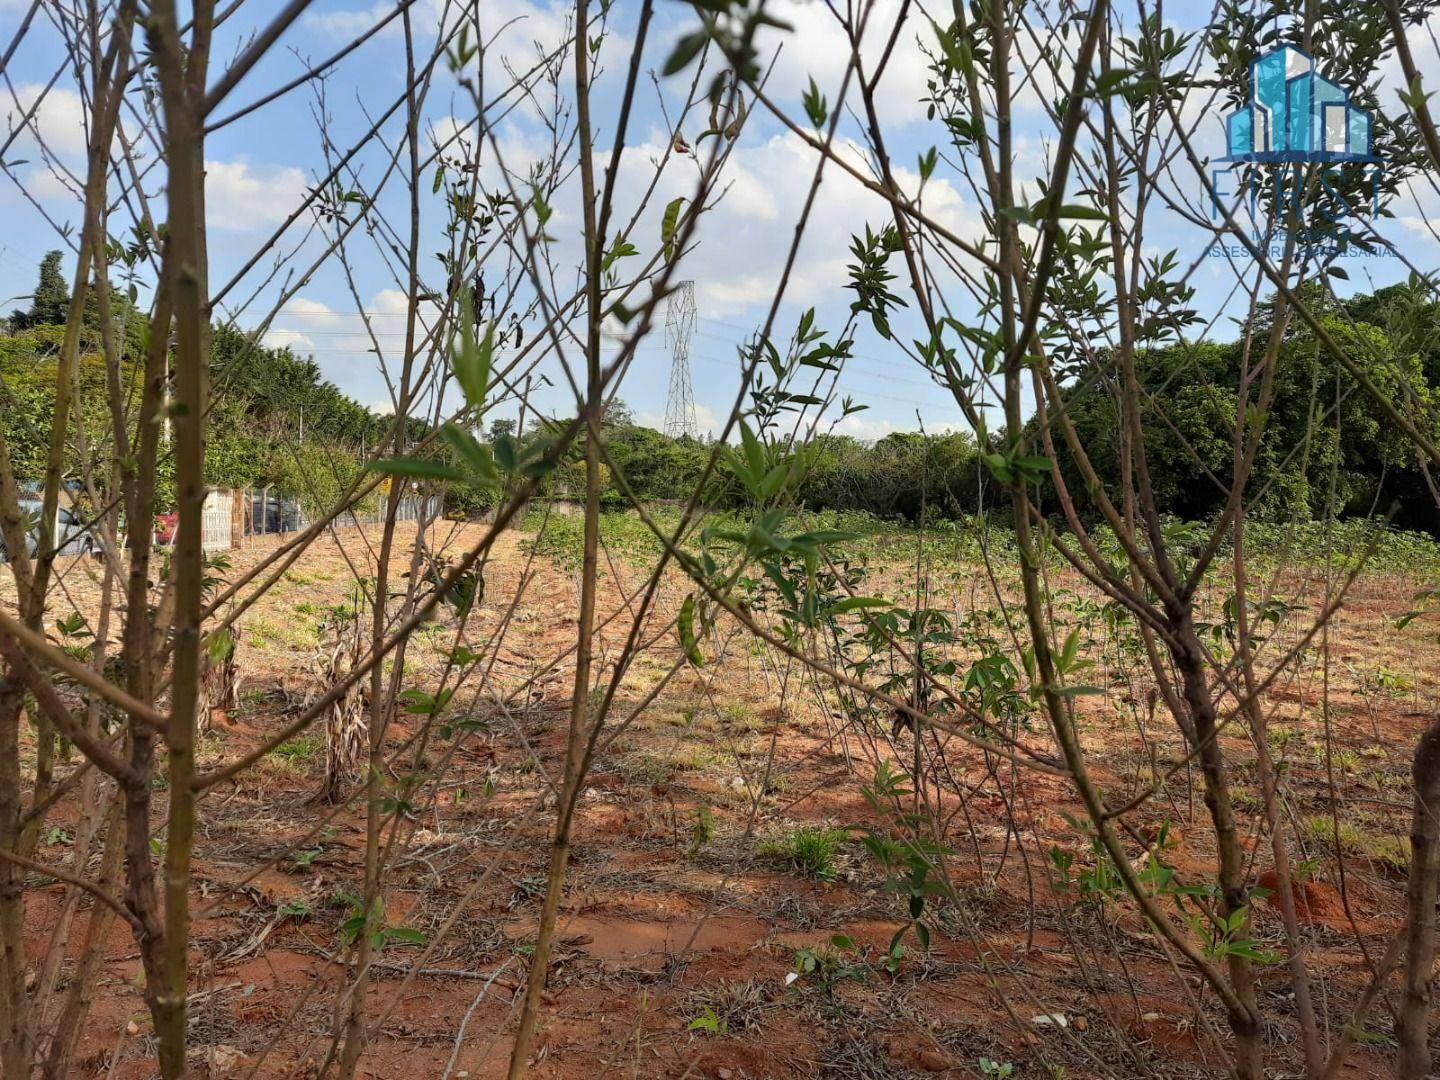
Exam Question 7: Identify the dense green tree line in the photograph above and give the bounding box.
[1,253,393,516]
[571,282,1440,533]
[1048,281,1440,533]
[7,250,1437,533]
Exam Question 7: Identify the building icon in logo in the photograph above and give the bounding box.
[1222,45,1376,163]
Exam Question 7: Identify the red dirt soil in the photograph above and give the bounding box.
[9,521,1434,1077]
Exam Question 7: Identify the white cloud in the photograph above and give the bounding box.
[486,125,982,328]
[306,0,569,51]
[832,411,896,441]
[301,0,637,116]
[263,295,377,358]
[206,159,308,231]
[1377,9,1440,97]
[496,130,947,323]
[745,0,938,130]
[653,132,982,316]
[1389,179,1440,249]
[263,327,317,354]
[257,290,432,410]
[6,83,87,159]
[302,0,396,41]
[16,164,77,203]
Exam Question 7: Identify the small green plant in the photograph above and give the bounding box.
[1201,906,1279,966]
[1317,745,1360,772]
[1230,789,1260,812]
[685,980,764,1035]
[1266,724,1298,753]
[1304,814,1407,871]
[272,735,320,766]
[761,825,849,880]
[1360,664,1412,697]
[855,762,945,965]
[1366,833,1410,874]
[686,1006,727,1036]
[1352,1024,1398,1048]
[668,743,720,772]
[338,896,425,951]
[762,771,790,795]
[1306,814,1363,851]
[978,1059,1015,1079]
[791,935,868,995]
[688,802,715,856]
[632,755,674,785]
[278,898,311,920]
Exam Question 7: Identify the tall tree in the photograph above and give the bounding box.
[10,252,70,330]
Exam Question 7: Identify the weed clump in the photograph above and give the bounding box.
[761,825,850,880]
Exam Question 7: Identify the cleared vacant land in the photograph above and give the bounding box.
[9,514,1435,1078]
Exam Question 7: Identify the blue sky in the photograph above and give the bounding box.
[0,0,1434,440]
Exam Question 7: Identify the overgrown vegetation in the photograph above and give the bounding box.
[4,3,1440,1080]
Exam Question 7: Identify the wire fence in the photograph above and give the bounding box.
[0,488,446,561]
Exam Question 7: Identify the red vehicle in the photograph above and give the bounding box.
[154,512,178,545]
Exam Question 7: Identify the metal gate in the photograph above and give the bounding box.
[202,490,232,551]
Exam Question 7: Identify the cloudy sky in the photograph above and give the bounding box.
[0,0,1434,441]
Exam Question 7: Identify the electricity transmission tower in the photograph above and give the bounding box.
[663,280,698,440]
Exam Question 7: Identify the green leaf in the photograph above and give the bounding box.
[452,298,494,408]
[802,76,828,128]
[439,423,498,483]
[791,529,859,546]
[1060,627,1081,670]
[661,196,686,262]
[1093,69,1129,96]
[917,146,938,182]
[980,452,1013,484]
[663,30,708,76]
[1399,73,1434,111]
[678,594,703,666]
[1017,456,1051,485]
[493,435,518,473]
[998,205,1037,228]
[931,18,974,79]
[397,689,436,714]
[739,420,766,477]
[601,233,639,273]
[1054,203,1106,221]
